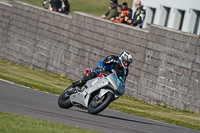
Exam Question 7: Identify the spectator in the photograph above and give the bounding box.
[101,3,119,20]
[127,0,146,28]
[122,2,133,21]
[43,0,63,12]
[110,5,128,23]
[61,0,70,15]
[110,0,118,6]
[101,0,119,18]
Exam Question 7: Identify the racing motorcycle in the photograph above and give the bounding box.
[58,68,125,114]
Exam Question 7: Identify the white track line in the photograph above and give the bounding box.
[0,78,58,96]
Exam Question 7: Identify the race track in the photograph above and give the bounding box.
[0,79,199,133]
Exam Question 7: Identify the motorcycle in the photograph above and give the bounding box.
[58,69,125,114]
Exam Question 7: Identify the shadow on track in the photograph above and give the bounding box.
[98,113,178,129]
[70,108,178,130]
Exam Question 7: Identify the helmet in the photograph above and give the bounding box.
[119,51,133,69]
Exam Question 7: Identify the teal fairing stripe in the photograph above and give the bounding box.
[113,77,117,81]
[113,77,122,84]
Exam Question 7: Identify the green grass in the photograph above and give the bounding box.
[108,96,200,131]
[0,59,200,131]
[0,59,73,95]
[0,112,100,133]
[7,0,133,16]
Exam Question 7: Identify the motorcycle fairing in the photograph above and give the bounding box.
[107,70,125,95]
[69,69,125,108]
[70,77,109,107]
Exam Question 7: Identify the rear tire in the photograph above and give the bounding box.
[88,92,113,114]
[58,85,73,109]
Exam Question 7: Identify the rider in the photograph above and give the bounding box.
[72,51,133,87]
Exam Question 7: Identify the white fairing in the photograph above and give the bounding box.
[69,70,125,108]
[107,70,125,95]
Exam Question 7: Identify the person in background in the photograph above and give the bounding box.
[103,3,119,20]
[122,2,133,21]
[43,0,69,15]
[127,0,146,28]
[110,0,118,6]
[100,0,118,19]
[43,0,62,12]
[110,5,129,23]
[61,0,70,15]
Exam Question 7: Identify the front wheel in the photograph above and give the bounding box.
[58,85,73,109]
[88,92,113,114]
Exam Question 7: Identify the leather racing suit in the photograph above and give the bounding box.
[43,0,62,12]
[72,55,129,87]
[130,6,146,28]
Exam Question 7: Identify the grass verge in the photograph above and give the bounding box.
[0,59,73,95]
[108,96,200,131]
[0,59,200,131]
[0,112,100,133]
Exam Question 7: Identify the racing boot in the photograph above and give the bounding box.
[71,72,96,88]
[71,80,85,88]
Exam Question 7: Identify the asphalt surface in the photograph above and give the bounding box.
[0,79,199,133]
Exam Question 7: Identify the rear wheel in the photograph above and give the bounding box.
[58,85,73,109]
[88,92,113,114]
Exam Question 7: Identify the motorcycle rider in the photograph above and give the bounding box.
[72,51,133,87]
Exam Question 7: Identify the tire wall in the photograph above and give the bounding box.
[0,1,199,113]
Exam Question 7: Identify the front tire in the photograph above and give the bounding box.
[58,85,73,109]
[88,92,113,114]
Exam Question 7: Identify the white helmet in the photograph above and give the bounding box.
[119,51,133,69]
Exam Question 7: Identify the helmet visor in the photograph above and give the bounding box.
[123,60,131,67]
